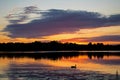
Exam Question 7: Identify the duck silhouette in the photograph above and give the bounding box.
[71,64,77,69]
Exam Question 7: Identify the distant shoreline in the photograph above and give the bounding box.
[0,41,120,51]
[0,50,120,53]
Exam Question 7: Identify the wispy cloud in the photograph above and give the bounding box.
[5,6,40,24]
[3,6,120,38]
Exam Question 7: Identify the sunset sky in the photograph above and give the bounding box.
[0,0,120,44]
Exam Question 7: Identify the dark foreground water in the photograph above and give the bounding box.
[0,51,120,80]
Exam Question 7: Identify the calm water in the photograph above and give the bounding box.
[0,51,120,80]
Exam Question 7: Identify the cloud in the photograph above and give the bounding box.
[5,6,40,24]
[3,6,120,38]
[61,35,120,42]
[24,6,39,14]
[108,14,120,26]
[88,35,120,42]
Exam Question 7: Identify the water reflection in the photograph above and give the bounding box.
[0,52,80,60]
[0,51,120,60]
[0,51,120,80]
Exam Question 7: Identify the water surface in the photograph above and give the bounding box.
[0,51,120,80]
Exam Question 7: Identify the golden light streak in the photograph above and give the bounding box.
[44,26,120,40]
[42,26,120,44]
[0,26,120,44]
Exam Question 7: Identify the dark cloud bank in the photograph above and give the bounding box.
[3,6,120,41]
[89,35,120,42]
[64,35,120,42]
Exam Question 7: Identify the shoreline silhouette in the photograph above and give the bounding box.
[0,41,120,51]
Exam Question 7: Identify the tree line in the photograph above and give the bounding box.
[0,41,120,51]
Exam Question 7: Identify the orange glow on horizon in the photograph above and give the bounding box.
[0,26,119,45]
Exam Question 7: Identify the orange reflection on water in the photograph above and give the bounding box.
[0,55,120,74]
[40,55,120,74]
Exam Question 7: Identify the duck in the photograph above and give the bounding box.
[71,64,77,69]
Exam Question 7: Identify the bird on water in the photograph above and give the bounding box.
[71,64,77,69]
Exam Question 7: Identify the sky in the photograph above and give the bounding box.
[0,0,120,44]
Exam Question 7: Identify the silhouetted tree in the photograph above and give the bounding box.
[0,41,119,51]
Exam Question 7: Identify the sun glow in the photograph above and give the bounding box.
[42,26,120,44]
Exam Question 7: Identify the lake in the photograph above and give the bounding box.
[0,51,120,80]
